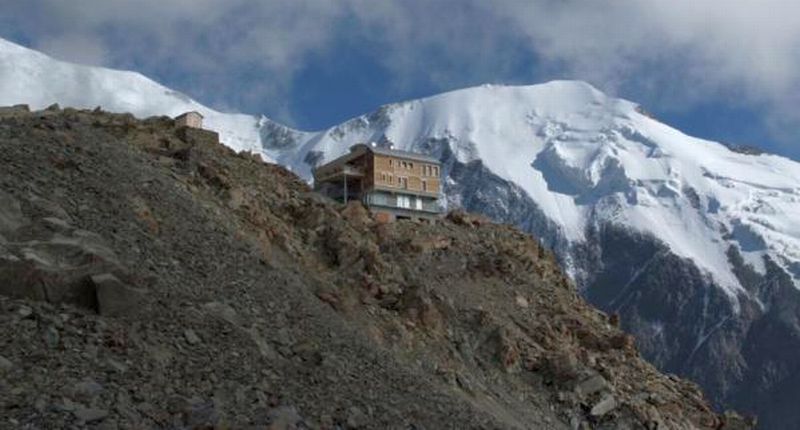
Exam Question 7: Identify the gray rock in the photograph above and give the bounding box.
[590,394,618,417]
[203,301,239,325]
[0,104,29,117]
[92,273,145,316]
[0,190,26,234]
[58,398,78,412]
[183,399,218,428]
[72,379,104,399]
[1,232,125,307]
[42,217,71,230]
[184,329,201,345]
[267,405,304,429]
[248,328,278,360]
[73,406,108,423]
[95,419,119,430]
[575,374,608,397]
[0,355,13,372]
[17,305,33,318]
[106,358,128,374]
[28,195,71,221]
[346,406,368,429]
[43,326,60,348]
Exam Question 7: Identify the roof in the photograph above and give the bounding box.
[313,143,442,179]
[175,111,204,119]
[352,143,441,164]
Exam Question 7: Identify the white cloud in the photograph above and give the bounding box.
[2,0,800,150]
[36,33,109,66]
[485,0,800,150]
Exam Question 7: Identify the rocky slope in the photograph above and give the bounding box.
[260,85,800,430]
[0,106,750,429]
[1,38,798,427]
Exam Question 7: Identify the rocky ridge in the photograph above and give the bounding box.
[0,106,750,429]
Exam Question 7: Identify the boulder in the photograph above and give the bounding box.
[0,228,128,310]
[202,301,239,325]
[590,394,618,417]
[73,406,109,423]
[0,355,13,373]
[575,374,609,397]
[266,405,305,429]
[0,190,26,234]
[28,194,72,222]
[183,329,202,345]
[92,273,145,317]
[70,379,104,401]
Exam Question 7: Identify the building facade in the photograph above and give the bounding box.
[313,143,442,222]
[174,111,204,129]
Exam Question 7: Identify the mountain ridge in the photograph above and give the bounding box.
[0,105,752,428]
[2,36,800,428]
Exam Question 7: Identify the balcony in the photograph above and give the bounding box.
[314,164,364,182]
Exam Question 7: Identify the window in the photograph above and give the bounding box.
[371,192,388,205]
[409,162,414,170]
[381,173,387,182]
[415,197,422,210]
[389,159,393,167]
[399,177,408,189]
[433,166,439,177]
[397,195,411,208]
[389,174,394,184]
[422,180,427,192]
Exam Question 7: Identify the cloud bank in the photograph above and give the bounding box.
[2,1,799,150]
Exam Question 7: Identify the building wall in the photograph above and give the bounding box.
[176,112,203,129]
[371,153,441,194]
[365,190,438,213]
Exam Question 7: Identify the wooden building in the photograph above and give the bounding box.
[174,111,204,129]
[313,143,442,222]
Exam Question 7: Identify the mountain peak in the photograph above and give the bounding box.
[266,77,800,300]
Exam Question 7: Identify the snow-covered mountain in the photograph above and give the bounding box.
[267,82,800,298]
[0,37,279,156]
[3,36,800,427]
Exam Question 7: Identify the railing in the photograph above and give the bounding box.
[315,164,364,182]
[365,192,441,214]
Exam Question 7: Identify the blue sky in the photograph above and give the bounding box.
[2,1,799,159]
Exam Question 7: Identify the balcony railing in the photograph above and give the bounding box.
[314,164,364,182]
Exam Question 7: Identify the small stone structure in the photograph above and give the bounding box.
[174,111,204,129]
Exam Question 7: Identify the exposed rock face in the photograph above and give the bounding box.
[0,191,130,310]
[253,83,799,429]
[427,142,797,429]
[0,107,750,429]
